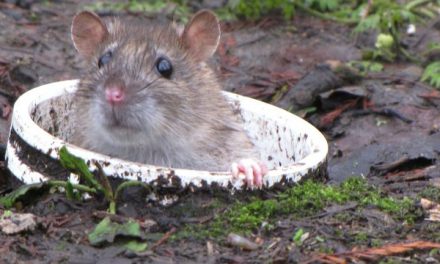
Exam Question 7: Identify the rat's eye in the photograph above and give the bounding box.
[98,51,112,68]
[155,57,173,79]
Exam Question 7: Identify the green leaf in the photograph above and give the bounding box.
[318,0,339,11]
[375,34,394,49]
[59,146,103,192]
[347,61,384,75]
[294,106,317,117]
[0,180,100,209]
[0,183,48,208]
[88,217,115,246]
[123,240,148,252]
[88,217,143,246]
[2,210,12,218]
[293,228,305,246]
[281,3,295,19]
[422,62,440,89]
[427,43,440,51]
[354,14,380,32]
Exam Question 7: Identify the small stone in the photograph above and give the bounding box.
[227,233,259,251]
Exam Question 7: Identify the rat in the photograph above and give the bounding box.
[70,10,267,187]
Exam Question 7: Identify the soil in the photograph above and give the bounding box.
[1,1,440,263]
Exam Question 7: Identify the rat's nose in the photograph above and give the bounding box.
[105,86,125,104]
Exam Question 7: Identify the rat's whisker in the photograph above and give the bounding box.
[138,77,159,92]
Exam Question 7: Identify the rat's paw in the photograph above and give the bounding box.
[231,159,268,188]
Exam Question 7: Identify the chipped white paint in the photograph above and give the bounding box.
[6,80,328,191]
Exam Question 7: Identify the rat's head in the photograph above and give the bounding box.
[71,10,220,142]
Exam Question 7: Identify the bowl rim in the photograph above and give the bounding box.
[7,80,328,189]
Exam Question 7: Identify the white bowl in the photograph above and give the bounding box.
[5,80,328,193]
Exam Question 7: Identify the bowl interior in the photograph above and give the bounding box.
[30,84,322,170]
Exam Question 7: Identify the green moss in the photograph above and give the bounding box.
[420,222,440,243]
[371,238,383,247]
[176,177,419,240]
[317,246,334,254]
[55,241,68,251]
[354,232,369,243]
[419,186,440,203]
[333,211,353,222]
[430,248,440,257]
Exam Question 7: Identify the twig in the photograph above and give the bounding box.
[151,227,177,251]
[306,202,358,220]
[351,108,413,124]
[371,155,410,172]
[305,240,440,263]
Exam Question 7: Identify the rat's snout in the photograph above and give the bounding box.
[105,85,125,104]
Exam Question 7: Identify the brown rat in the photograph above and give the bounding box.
[70,10,266,187]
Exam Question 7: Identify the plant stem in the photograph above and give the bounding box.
[94,161,114,202]
[48,180,97,194]
[109,201,116,214]
[114,181,152,202]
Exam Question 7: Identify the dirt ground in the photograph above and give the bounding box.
[1,1,440,263]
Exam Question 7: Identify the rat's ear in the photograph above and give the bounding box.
[182,10,220,61]
[71,11,108,58]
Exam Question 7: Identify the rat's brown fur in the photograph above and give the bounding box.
[71,11,258,171]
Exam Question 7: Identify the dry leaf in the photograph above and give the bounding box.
[421,198,440,222]
[0,213,37,234]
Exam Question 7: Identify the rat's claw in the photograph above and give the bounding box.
[231,162,240,178]
[251,162,262,187]
[230,159,268,188]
